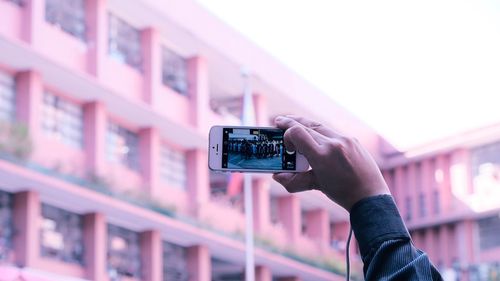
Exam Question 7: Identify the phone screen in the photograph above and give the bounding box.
[222,128,297,170]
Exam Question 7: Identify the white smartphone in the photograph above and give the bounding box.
[208,125,309,173]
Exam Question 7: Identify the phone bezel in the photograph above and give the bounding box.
[208,125,309,173]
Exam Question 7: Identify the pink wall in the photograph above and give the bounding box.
[0,1,23,40]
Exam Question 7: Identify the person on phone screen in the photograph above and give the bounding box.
[272,116,443,281]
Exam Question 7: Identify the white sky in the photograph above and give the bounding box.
[197,0,500,150]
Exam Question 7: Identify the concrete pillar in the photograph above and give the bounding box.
[277,195,301,243]
[305,209,330,247]
[83,101,107,178]
[86,0,108,77]
[140,230,162,281]
[252,93,269,126]
[252,178,270,234]
[139,128,160,197]
[255,265,272,281]
[13,191,40,267]
[186,149,209,216]
[83,213,107,280]
[187,56,210,131]
[15,70,43,142]
[394,167,405,207]
[437,154,452,213]
[187,245,211,281]
[21,0,44,44]
[141,27,161,105]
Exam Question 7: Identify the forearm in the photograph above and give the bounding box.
[350,195,443,281]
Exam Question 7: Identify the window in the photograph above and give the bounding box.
[471,142,500,194]
[0,73,15,122]
[405,197,412,221]
[45,0,86,41]
[108,13,142,70]
[160,146,186,189]
[419,193,426,217]
[433,190,440,214]
[6,0,23,6]
[478,215,500,251]
[107,224,141,279]
[162,48,188,95]
[40,204,83,264]
[0,190,13,262]
[270,197,280,225]
[106,122,139,170]
[163,242,188,281]
[42,92,83,148]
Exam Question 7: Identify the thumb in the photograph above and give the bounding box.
[273,170,317,193]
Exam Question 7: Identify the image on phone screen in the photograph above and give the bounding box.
[222,128,296,170]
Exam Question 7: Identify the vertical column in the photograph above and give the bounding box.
[186,149,209,216]
[255,265,272,281]
[252,93,269,126]
[140,230,162,281]
[437,154,452,213]
[394,167,405,207]
[277,195,301,243]
[83,213,107,280]
[305,209,330,248]
[15,70,43,142]
[13,191,40,267]
[141,27,161,106]
[187,245,211,281]
[86,0,108,77]
[139,128,160,197]
[83,101,107,178]
[252,178,270,234]
[187,56,210,131]
[21,0,45,44]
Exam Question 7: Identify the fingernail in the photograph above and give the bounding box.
[275,116,284,121]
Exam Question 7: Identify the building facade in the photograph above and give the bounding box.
[382,125,500,281]
[0,0,377,280]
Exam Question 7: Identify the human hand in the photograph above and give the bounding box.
[273,116,390,212]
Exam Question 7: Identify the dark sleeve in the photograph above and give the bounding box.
[349,195,443,281]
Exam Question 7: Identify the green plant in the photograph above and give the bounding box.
[0,121,32,160]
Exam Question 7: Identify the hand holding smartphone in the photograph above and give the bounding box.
[208,126,309,173]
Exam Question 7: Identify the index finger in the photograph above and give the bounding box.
[283,124,319,158]
[275,116,329,145]
[285,115,342,138]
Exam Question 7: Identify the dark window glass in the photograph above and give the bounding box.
[0,73,15,122]
[160,146,187,189]
[419,193,426,217]
[163,241,188,281]
[433,190,440,214]
[45,0,86,41]
[405,197,412,221]
[6,0,23,6]
[478,215,500,251]
[42,92,83,148]
[40,204,84,264]
[0,190,13,262]
[107,224,141,279]
[108,13,142,70]
[106,122,139,170]
[162,48,188,95]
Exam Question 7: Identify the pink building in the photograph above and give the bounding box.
[2,0,498,281]
[381,125,500,281]
[0,0,381,280]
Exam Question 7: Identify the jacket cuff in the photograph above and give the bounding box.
[349,194,410,260]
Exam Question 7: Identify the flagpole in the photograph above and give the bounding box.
[242,67,255,281]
